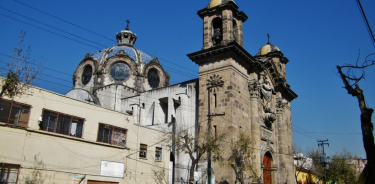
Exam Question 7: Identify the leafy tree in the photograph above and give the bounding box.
[327,152,358,184]
[306,149,358,184]
[0,30,41,98]
[337,53,375,184]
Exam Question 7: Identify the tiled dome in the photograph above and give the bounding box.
[90,23,155,65]
[207,0,236,8]
[257,42,280,56]
[91,45,154,65]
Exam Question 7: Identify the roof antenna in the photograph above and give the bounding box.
[267,33,270,44]
[126,19,130,30]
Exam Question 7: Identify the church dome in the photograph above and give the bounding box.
[91,23,155,65]
[71,21,169,96]
[207,0,236,8]
[257,42,280,56]
[256,34,281,56]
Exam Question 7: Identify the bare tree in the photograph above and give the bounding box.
[0,30,41,98]
[162,125,227,184]
[336,53,375,184]
[152,164,169,184]
[219,131,261,184]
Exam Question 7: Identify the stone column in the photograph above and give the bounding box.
[285,106,295,184]
[222,9,233,45]
[249,83,262,182]
[203,16,213,50]
[237,21,244,47]
[276,101,287,183]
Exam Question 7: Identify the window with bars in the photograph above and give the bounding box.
[0,163,20,184]
[139,144,147,158]
[0,99,30,128]
[41,109,84,138]
[155,147,162,161]
[97,123,127,147]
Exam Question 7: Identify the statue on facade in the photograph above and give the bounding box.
[259,76,276,126]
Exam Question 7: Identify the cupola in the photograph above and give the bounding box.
[116,20,137,46]
[257,34,280,56]
[207,0,236,9]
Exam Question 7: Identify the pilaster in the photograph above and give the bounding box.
[249,83,262,179]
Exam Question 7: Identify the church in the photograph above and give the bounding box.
[65,0,297,183]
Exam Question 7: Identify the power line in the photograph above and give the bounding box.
[0,8,198,79]
[1,61,363,137]
[0,7,109,48]
[158,57,197,73]
[293,130,361,135]
[13,0,114,42]
[0,54,72,76]
[0,13,102,50]
[356,0,375,48]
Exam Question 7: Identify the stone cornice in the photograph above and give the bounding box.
[197,1,248,22]
[255,51,289,64]
[187,41,255,69]
[275,84,298,101]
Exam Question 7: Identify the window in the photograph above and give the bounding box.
[81,64,93,85]
[110,62,130,82]
[0,163,20,184]
[0,99,30,128]
[41,109,84,138]
[97,124,127,147]
[139,144,147,158]
[155,147,162,161]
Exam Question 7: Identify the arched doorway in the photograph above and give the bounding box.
[263,152,272,184]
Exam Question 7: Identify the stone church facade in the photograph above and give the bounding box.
[66,0,297,184]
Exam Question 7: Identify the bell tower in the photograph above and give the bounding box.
[198,0,248,49]
[188,1,254,183]
[188,1,298,184]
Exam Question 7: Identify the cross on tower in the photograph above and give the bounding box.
[267,33,270,44]
[126,20,130,30]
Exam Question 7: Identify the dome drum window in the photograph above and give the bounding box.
[81,65,93,85]
[110,62,131,82]
[147,68,160,88]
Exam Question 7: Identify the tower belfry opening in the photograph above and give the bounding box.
[198,0,247,49]
[212,17,223,45]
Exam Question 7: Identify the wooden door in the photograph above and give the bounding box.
[263,153,272,184]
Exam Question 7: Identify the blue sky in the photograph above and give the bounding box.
[0,0,374,158]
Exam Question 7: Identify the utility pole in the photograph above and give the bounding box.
[318,139,330,184]
[206,74,224,184]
